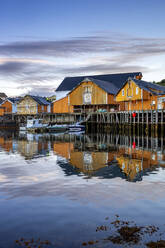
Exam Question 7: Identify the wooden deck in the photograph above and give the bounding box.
[1,110,165,134]
[85,110,165,124]
[84,110,165,135]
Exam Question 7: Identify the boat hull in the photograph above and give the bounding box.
[68,125,85,132]
[47,125,69,132]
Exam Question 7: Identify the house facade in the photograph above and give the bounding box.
[17,95,51,115]
[52,96,73,113]
[55,72,142,100]
[68,77,121,113]
[53,72,142,114]
[116,78,165,111]
[0,98,21,116]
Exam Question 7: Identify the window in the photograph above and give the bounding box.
[83,92,92,104]
[127,82,133,97]
[136,87,139,95]
[152,154,156,160]
[122,89,124,96]
[84,86,92,93]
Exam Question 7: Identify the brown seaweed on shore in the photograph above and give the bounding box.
[105,226,141,245]
[14,216,165,248]
[146,240,165,248]
[82,215,164,247]
[15,237,52,247]
[96,225,108,232]
[82,240,99,246]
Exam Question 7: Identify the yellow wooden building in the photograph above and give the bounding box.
[68,77,124,113]
[17,95,51,115]
[116,78,165,111]
[52,96,73,114]
[0,98,21,116]
[53,72,142,114]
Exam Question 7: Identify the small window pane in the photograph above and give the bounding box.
[136,87,139,95]
[84,86,92,93]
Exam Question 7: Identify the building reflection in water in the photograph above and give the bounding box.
[0,131,50,160]
[0,131,165,182]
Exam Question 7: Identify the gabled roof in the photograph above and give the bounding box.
[131,78,165,96]
[7,97,22,104]
[72,77,119,94]
[0,97,22,106]
[18,95,50,105]
[56,72,142,92]
[29,95,50,105]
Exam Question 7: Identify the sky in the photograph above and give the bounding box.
[0,0,165,97]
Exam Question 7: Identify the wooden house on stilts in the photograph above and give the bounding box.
[116,77,165,111]
[53,72,142,114]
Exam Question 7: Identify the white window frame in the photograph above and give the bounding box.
[127,82,133,98]
[136,87,139,95]
[84,85,92,93]
[122,89,124,96]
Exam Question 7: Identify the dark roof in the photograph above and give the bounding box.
[131,78,165,95]
[80,77,119,94]
[0,99,3,105]
[56,72,142,92]
[29,95,50,105]
[7,97,22,104]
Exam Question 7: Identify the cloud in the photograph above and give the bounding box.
[0,32,165,96]
[0,33,165,58]
[0,61,28,74]
[56,63,148,75]
[0,38,107,57]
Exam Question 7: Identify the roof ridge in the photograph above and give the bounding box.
[65,71,141,78]
[56,72,142,92]
[83,76,113,84]
[81,77,119,94]
[131,78,165,95]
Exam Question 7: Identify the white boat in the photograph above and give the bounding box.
[47,124,69,132]
[19,118,48,131]
[47,122,85,133]
[68,122,85,132]
[27,119,48,129]
[19,119,85,133]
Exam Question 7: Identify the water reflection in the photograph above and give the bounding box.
[1,131,165,247]
[0,131,165,183]
[60,133,165,182]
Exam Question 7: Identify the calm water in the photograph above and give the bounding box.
[0,131,165,247]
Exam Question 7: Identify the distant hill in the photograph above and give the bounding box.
[155,79,165,86]
[46,95,56,102]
